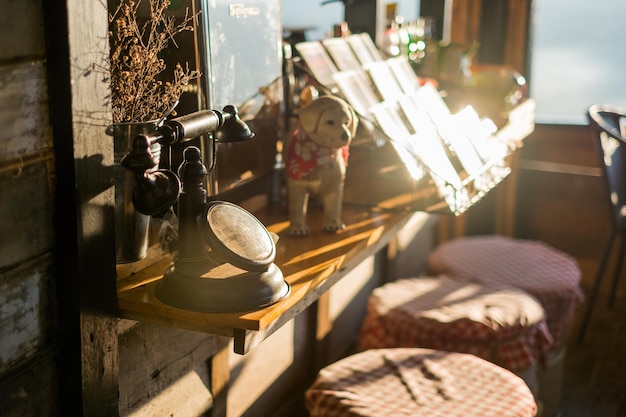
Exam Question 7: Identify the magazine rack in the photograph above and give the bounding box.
[294,35,534,216]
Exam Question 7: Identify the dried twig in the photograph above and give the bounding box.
[108,0,199,123]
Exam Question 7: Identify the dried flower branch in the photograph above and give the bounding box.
[109,0,199,123]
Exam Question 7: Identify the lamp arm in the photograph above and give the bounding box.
[159,110,225,145]
[136,106,249,149]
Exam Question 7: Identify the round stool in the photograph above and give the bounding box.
[426,235,583,417]
[306,348,538,417]
[426,235,583,350]
[358,276,553,395]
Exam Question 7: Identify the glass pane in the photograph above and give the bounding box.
[530,0,626,124]
[207,203,274,263]
[154,0,282,198]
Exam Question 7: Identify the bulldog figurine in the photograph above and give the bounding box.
[286,95,358,235]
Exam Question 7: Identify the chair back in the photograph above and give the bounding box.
[588,104,626,230]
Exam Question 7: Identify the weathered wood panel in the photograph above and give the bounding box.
[0,160,53,270]
[118,323,222,416]
[0,0,46,60]
[80,314,119,417]
[45,0,117,414]
[0,254,54,373]
[0,62,51,163]
[124,365,212,417]
[0,348,60,417]
[0,0,59,414]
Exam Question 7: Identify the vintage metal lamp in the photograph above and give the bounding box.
[120,106,290,312]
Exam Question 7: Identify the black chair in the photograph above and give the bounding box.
[577,104,626,343]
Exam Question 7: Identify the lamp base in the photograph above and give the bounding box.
[155,261,290,313]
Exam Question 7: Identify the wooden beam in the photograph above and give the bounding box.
[45,0,118,415]
[80,314,119,417]
[447,0,531,71]
[450,0,482,45]
[504,0,531,72]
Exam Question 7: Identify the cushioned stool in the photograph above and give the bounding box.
[358,276,553,395]
[306,348,538,417]
[426,236,583,350]
[426,235,584,416]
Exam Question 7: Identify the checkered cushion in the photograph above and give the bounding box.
[426,235,583,348]
[358,276,553,372]
[306,348,538,417]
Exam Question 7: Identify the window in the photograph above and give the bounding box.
[530,0,626,124]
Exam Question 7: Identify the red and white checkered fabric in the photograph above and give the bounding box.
[426,235,584,348]
[358,276,553,372]
[306,348,538,417]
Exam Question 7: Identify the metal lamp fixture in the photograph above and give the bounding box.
[120,106,290,313]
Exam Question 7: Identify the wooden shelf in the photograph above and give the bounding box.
[116,203,413,354]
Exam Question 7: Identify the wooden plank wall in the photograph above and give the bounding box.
[515,124,607,258]
[0,0,61,415]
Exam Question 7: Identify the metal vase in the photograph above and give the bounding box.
[109,120,162,263]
